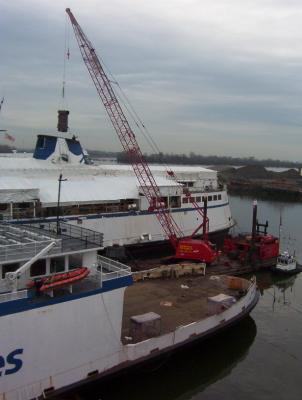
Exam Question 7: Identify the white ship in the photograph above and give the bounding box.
[0,222,259,400]
[274,250,302,275]
[0,133,233,249]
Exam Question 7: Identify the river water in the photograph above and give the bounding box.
[76,195,302,400]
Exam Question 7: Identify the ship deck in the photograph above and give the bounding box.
[121,274,248,343]
[0,222,103,264]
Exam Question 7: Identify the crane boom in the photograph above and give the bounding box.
[66,8,217,263]
[66,8,182,248]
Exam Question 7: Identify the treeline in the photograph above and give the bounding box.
[1,143,300,168]
[88,150,118,158]
[115,151,301,168]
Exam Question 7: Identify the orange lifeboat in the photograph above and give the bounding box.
[29,267,90,293]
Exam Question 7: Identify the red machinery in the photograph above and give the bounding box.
[223,201,279,266]
[66,8,217,263]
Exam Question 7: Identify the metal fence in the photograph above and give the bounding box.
[27,221,104,248]
[0,221,104,263]
[0,289,28,304]
[0,239,60,263]
[97,255,131,283]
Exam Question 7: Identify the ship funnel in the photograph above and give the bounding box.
[252,200,257,241]
[57,110,69,132]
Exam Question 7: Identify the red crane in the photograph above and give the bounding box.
[66,8,217,263]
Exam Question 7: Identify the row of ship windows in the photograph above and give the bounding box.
[182,194,222,204]
[1,254,82,279]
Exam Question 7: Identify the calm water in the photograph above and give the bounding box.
[74,195,302,400]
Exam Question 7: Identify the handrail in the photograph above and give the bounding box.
[0,289,28,304]
[97,255,131,283]
[22,221,104,247]
[0,240,61,263]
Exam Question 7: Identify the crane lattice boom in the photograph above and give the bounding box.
[66,8,182,248]
[66,9,217,263]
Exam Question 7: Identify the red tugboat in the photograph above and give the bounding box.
[223,201,279,269]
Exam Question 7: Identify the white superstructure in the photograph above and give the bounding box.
[0,135,233,247]
[275,251,298,274]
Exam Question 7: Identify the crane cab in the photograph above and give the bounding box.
[175,238,218,264]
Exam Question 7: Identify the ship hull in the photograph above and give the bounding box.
[272,264,302,276]
[45,287,259,399]
[0,278,258,400]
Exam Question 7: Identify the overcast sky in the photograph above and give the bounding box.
[0,0,302,161]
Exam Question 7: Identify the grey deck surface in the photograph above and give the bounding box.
[121,275,244,343]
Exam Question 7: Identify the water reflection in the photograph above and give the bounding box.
[257,271,297,292]
[70,318,256,400]
[255,271,298,315]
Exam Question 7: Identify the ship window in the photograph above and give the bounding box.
[69,254,83,270]
[50,257,65,274]
[196,196,201,202]
[202,196,206,202]
[218,194,222,200]
[1,263,19,279]
[189,197,195,203]
[45,207,58,217]
[17,202,31,209]
[188,182,194,187]
[182,198,189,204]
[37,136,46,149]
[213,195,217,201]
[169,196,181,208]
[208,196,212,201]
[30,259,46,277]
[0,203,8,211]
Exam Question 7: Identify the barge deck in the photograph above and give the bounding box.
[122,273,253,343]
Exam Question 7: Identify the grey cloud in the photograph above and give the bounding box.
[0,0,302,161]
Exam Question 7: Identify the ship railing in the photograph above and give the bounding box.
[96,255,131,283]
[0,289,28,304]
[182,186,225,195]
[0,239,61,263]
[56,222,104,247]
[20,221,104,248]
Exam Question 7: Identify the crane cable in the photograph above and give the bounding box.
[96,55,209,233]
[101,58,160,155]
[99,61,209,227]
[61,14,70,107]
[97,53,172,171]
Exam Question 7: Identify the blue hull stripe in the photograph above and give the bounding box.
[0,275,133,317]
[12,202,230,225]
